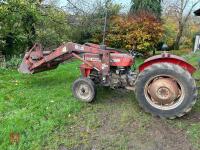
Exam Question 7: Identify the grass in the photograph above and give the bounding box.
[0,51,200,149]
[0,61,84,149]
[172,51,200,149]
[155,48,192,56]
[43,87,152,149]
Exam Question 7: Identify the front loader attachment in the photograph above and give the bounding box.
[19,56,32,74]
[19,42,114,75]
[18,43,73,74]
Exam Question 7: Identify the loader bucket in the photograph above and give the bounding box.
[18,55,32,74]
[18,44,43,74]
[18,43,73,74]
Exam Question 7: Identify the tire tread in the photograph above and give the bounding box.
[135,63,198,119]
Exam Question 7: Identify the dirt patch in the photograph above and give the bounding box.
[45,89,196,150]
[182,112,200,123]
[57,104,194,149]
[145,119,193,150]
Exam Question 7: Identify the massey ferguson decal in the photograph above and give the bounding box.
[75,44,84,51]
[111,59,120,63]
[85,57,101,62]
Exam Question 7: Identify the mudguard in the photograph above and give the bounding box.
[139,53,196,74]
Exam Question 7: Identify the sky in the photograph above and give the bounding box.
[58,0,131,6]
[58,0,132,12]
[44,0,200,14]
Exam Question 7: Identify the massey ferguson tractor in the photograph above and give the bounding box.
[19,42,199,119]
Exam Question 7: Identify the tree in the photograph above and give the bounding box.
[0,0,71,57]
[64,0,121,44]
[130,0,162,18]
[0,0,40,56]
[164,0,200,49]
[105,13,163,54]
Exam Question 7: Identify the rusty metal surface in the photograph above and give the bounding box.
[147,78,180,105]
[18,42,133,81]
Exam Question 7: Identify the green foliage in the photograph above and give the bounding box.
[162,17,178,48]
[5,55,22,69]
[105,13,163,54]
[130,0,162,18]
[72,2,122,44]
[162,16,199,50]
[35,6,71,47]
[0,0,39,56]
[0,0,71,57]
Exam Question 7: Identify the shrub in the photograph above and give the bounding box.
[0,1,71,57]
[105,12,164,54]
[5,56,22,69]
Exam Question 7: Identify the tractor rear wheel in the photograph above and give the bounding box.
[72,77,96,103]
[135,63,198,119]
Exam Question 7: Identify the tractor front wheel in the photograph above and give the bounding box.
[72,77,96,103]
[135,63,198,119]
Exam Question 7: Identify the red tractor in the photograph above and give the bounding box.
[19,42,199,119]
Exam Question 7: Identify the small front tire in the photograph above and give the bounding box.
[72,77,96,102]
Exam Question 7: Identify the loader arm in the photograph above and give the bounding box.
[19,42,114,75]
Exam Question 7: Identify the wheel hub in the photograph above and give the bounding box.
[79,85,89,97]
[157,87,171,100]
[147,78,180,105]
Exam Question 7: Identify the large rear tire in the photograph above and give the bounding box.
[135,63,198,119]
[72,77,96,103]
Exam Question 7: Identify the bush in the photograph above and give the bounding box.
[105,12,163,54]
[0,1,71,57]
[5,56,22,69]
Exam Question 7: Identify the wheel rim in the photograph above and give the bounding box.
[75,82,92,101]
[144,75,185,110]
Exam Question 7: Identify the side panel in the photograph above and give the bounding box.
[139,54,196,74]
[110,53,134,67]
[84,53,134,67]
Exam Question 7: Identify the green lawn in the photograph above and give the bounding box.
[0,61,84,149]
[0,52,200,149]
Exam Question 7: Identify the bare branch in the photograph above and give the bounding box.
[65,0,86,14]
[184,0,200,23]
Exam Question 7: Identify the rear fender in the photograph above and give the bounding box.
[139,53,196,74]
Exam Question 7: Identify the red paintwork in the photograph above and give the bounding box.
[110,53,134,67]
[80,64,92,77]
[19,43,196,80]
[19,42,128,77]
[139,53,196,74]
[84,53,133,67]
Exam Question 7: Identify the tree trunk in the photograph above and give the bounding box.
[153,49,156,55]
[173,25,183,50]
